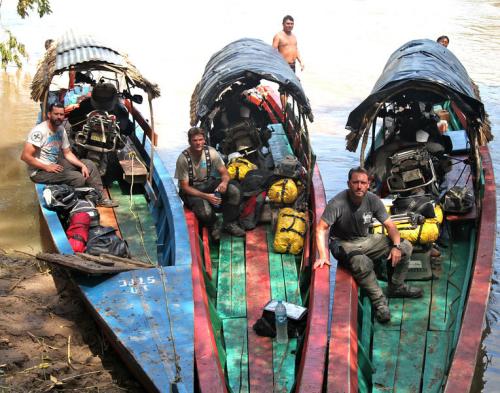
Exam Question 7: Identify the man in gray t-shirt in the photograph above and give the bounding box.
[20,103,117,208]
[314,167,422,323]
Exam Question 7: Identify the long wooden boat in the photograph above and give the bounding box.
[328,39,496,392]
[187,38,330,392]
[31,31,194,392]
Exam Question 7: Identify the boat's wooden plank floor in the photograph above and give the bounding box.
[223,317,249,392]
[395,280,431,392]
[217,225,301,393]
[108,181,157,264]
[96,188,121,235]
[217,235,246,318]
[372,330,400,393]
[245,226,274,392]
[370,228,473,392]
[422,330,450,393]
[267,227,300,393]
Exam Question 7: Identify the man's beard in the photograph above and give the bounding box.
[49,118,63,127]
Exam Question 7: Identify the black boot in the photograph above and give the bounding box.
[224,222,246,237]
[387,283,423,298]
[373,297,391,323]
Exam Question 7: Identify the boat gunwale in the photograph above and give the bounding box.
[185,208,228,393]
[295,163,331,392]
[443,146,496,392]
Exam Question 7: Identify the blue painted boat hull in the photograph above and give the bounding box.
[35,127,194,392]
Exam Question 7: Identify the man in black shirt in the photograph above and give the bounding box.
[314,167,422,323]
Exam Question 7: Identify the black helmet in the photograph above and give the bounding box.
[91,82,118,112]
[43,184,78,211]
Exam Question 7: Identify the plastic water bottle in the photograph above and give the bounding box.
[213,191,221,209]
[275,300,288,344]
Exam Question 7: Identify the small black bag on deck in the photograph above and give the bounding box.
[86,225,130,258]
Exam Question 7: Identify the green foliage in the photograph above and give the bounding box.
[0,0,52,69]
[0,29,27,69]
[16,0,52,18]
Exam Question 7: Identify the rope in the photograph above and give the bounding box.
[273,339,291,393]
[126,150,154,264]
[127,152,182,383]
[158,265,183,384]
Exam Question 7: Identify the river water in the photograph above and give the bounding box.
[0,0,498,390]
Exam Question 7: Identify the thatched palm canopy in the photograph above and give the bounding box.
[31,30,160,102]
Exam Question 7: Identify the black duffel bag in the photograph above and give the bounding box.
[86,225,130,258]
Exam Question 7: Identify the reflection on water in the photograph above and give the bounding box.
[0,0,499,390]
[0,72,42,253]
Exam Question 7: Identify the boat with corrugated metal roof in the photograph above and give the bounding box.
[30,30,194,392]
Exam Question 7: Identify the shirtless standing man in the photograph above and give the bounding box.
[272,15,304,73]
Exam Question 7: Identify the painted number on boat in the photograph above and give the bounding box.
[119,276,156,293]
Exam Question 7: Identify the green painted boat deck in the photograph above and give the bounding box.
[205,122,303,392]
[215,225,302,393]
[366,224,476,392]
[108,181,158,264]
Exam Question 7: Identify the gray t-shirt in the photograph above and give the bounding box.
[26,121,70,177]
[321,190,389,240]
[174,146,224,185]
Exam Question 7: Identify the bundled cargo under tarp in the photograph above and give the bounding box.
[190,38,312,124]
[345,39,489,151]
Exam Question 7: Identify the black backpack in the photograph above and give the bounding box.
[86,225,130,258]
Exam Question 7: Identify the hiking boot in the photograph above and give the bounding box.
[387,284,423,298]
[374,301,391,323]
[224,222,246,237]
[210,220,222,241]
[97,198,119,208]
[430,246,441,258]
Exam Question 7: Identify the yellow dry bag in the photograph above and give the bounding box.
[227,157,257,181]
[268,178,298,204]
[373,204,444,244]
[273,208,307,254]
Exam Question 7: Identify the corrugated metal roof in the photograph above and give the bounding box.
[31,30,160,101]
[55,30,126,71]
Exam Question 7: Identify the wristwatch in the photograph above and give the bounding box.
[392,243,402,250]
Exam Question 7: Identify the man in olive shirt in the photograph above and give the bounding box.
[314,167,422,323]
[175,127,244,239]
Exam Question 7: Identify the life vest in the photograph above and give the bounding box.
[227,157,257,181]
[273,208,307,254]
[182,145,212,186]
[268,178,298,204]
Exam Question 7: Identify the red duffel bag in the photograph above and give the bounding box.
[66,212,91,252]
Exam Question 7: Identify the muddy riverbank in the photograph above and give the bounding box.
[0,252,140,392]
